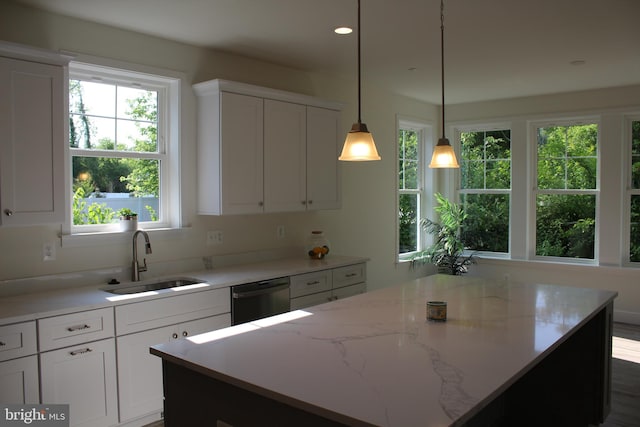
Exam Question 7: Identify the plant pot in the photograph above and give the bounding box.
[119,216,138,232]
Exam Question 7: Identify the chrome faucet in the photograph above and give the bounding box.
[132,230,152,281]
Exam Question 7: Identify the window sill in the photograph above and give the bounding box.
[60,227,192,248]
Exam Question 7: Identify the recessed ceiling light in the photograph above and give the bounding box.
[334,27,353,35]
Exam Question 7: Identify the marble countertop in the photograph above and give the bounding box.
[151,274,617,427]
[0,255,367,325]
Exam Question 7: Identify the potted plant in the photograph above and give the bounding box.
[117,208,138,231]
[411,193,475,275]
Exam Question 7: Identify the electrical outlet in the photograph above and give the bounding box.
[206,230,223,246]
[276,225,285,239]
[43,242,56,261]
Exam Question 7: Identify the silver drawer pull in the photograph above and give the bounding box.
[182,331,188,337]
[69,348,92,356]
[345,273,357,278]
[0,341,6,346]
[307,280,320,286]
[172,333,178,339]
[4,209,13,216]
[67,324,91,332]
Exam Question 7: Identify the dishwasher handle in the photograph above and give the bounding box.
[232,283,289,299]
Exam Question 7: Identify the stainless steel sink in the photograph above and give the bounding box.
[102,278,203,295]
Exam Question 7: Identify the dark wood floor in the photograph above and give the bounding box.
[145,323,640,427]
[601,322,640,427]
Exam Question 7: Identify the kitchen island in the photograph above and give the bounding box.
[150,275,617,427]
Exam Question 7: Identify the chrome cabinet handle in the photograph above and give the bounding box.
[3,209,13,216]
[0,341,6,346]
[67,324,90,332]
[306,280,320,286]
[345,273,357,278]
[301,200,306,205]
[308,200,313,205]
[69,348,92,356]
[182,331,188,337]
[172,333,178,339]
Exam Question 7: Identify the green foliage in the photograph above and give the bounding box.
[72,187,116,225]
[412,193,475,275]
[117,208,137,218]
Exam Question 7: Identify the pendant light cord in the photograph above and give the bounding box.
[357,0,362,125]
[440,0,446,140]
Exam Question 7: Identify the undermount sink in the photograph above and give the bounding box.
[102,278,203,295]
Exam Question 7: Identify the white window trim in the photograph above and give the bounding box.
[61,55,183,246]
[528,116,600,264]
[454,122,513,258]
[623,114,640,265]
[396,116,434,262]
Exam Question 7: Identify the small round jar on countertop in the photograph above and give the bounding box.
[307,231,330,259]
[427,301,447,321]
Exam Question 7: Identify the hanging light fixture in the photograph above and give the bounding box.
[429,0,459,168]
[339,0,381,161]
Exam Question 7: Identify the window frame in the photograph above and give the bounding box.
[396,116,434,262]
[63,59,182,240]
[529,117,600,264]
[624,114,640,265]
[455,123,512,257]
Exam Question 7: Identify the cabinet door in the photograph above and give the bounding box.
[306,106,341,210]
[40,338,118,427]
[117,314,231,422]
[220,92,264,214]
[0,56,66,226]
[290,291,332,310]
[264,99,307,212]
[332,282,366,301]
[0,355,39,404]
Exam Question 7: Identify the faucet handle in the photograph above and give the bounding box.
[140,258,148,273]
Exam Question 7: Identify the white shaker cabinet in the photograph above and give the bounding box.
[114,287,230,424]
[40,338,118,427]
[194,79,342,215]
[0,321,39,404]
[116,314,230,423]
[306,106,341,210]
[38,309,118,427]
[0,44,71,226]
[264,99,307,212]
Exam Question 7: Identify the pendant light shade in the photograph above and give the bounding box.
[429,0,459,169]
[339,0,381,161]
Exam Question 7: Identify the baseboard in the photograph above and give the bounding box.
[614,309,640,326]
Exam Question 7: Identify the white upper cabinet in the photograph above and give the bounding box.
[0,43,72,226]
[194,79,342,215]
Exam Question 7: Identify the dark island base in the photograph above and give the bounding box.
[160,303,612,427]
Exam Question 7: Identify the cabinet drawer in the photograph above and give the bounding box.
[333,282,366,301]
[290,270,332,298]
[0,321,37,362]
[290,291,332,310]
[332,263,366,289]
[115,288,230,335]
[38,308,114,352]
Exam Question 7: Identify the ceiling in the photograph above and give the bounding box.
[12,0,640,104]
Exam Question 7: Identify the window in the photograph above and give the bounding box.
[629,118,640,262]
[459,127,511,253]
[398,120,430,258]
[68,62,180,234]
[534,122,598,259]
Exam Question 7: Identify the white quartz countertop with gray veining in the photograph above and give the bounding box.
[151,274,617,427]
[0,255,367,325]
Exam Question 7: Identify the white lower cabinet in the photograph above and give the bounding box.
[290,263,367,310]
[116,314,231,423]
[0,355,39,403]
[40,338,118,427]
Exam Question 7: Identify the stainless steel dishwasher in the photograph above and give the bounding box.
[231,277,290,325]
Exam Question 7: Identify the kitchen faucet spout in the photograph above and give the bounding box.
[132,230,152,281]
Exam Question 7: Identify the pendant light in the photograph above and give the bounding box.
[429,0,459,168]
[339,0,381,161]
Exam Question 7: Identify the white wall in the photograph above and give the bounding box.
[0,1,432,290]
